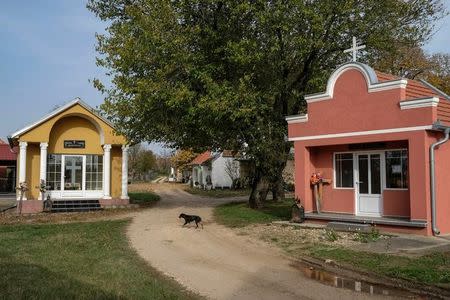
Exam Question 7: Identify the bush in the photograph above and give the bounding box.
[323,228,339,242]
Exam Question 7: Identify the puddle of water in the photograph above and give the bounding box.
[292,262,434,299]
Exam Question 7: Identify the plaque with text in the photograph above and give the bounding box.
[64,140,85,149]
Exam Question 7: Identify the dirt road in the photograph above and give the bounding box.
[127,185,393,300]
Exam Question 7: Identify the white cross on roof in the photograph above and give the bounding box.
[343,36,366,62]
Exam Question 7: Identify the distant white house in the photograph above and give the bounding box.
[189,150,241,189]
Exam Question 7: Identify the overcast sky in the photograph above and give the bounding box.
[1,0,449,154]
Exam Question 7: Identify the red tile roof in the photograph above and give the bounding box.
[375,71,399,82]
[405,79,439,100]
[190,151,212,165]
[375,70,442,100]
[0,140,17,161]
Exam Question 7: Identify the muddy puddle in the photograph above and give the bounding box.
[292,262,438,299]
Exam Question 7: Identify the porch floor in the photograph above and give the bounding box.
[305,212,427,228]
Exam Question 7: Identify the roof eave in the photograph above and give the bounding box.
[10,98,116,139]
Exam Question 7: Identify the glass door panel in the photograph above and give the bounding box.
[370,154,381,194]
[64,156,83,191]
[358,155,369,194]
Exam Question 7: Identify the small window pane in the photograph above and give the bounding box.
[46,154,62,191]
[335,153,354,188]
[386,150,408,189]
[86,155,103,191]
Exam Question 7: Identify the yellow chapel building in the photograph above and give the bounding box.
[10,98,129,213]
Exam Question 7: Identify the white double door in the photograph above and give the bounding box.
[356,152,384,217]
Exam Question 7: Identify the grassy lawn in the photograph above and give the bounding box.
[214,199,292,227]
[129,191,161,206]
[306,245,450,287]
[214,200,450,288]
[0,220,199,299]
[185,187,251,198]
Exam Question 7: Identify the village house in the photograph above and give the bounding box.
[9,98,129,213]
[189,150,244,189]
[286,61,450,236]
[0,139,17,193]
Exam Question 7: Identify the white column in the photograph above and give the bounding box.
[18,142,27,200]
[121,145,129,200]
[38,143,48,200]
[103,144,112,199]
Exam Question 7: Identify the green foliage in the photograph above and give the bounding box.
[309,246,450,285]
[0,220,199,299]
[214,199,292,227]
[373,47,450,95]
[129,191,161,205]
[354,227,381,243]
[171,149,197,171]
[185,187,250,198]
[129,143,157,180]
[323,228,340,242]
[87,0,445,193]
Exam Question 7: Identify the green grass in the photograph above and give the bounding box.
[214,199,450,287]
[214,199,292,227]
[0,220,200,299]
[129,191,161,205]
[308,245,450,286]
[185,187,251,198]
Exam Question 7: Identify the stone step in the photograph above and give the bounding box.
[49,199,102,213]
[326,221,372,233]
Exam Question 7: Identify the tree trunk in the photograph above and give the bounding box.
[248,171,269,209]
[270,145,289,201]
[271,175,285,202]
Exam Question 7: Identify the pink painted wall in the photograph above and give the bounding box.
[300,142,412,216]
[288,69,436,139]
[382,190,409,217]
[309,145,353,214]
[289,65,448,235]
[433,131,450,234]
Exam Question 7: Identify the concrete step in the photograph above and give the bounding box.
[326,221,372,233]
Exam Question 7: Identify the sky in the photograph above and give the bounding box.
[0,0,449,154]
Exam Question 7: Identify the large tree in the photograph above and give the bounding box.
[373,47,450,95]
[88,0,445,208]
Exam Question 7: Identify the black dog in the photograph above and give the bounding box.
[179,213,204,229]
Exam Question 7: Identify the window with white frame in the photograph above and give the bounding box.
[86,155,103,190]
[385,150,408,189]
[46,154,62,190]
[335,153,354,188]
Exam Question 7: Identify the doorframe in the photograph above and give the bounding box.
[61,155,85,198]
[354,151,385,217]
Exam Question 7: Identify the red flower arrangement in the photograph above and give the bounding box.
[310,172,323,185]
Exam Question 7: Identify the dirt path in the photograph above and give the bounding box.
[127,184,393,300]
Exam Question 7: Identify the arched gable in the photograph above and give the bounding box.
[305,62,407,103]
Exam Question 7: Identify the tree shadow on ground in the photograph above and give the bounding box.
[0,260,117,299]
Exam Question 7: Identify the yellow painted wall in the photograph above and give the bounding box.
[26,144,40,199]
[48,116,103,155]
[111,146,122,198]
[14,102,127,200]
[19,103,126,145]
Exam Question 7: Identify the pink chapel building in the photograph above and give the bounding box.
[286,62,450,236]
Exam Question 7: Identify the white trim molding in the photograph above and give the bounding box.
[286,114,308,124]
[304,62,407,104]
[400,97,439,110]
[121,145,129,200]
[10,98,116,138]
[38,142,48,200]
[17,142,28,200]
[288,125,432,142]
[103,144,112,200]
